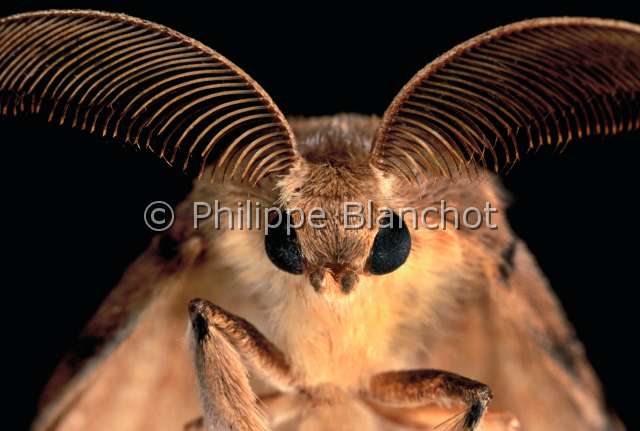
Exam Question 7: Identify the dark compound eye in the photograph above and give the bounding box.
[264,212,304,274]
[368,211,411,275]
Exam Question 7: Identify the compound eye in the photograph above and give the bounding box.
[367,211,411,275]
[264,212,304,274]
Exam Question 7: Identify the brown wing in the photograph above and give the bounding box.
[31,229,206,431]
[485,238,617,430]
[401,178,618,430]
[372,17,640,182]
[31,173,281,431]
[0,10,298,184]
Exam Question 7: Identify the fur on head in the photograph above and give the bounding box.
[277,159,383,296]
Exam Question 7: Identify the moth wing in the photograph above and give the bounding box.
[32,228,206,431]
[32,174,279,431]
[404,180,618,430]
[486,238,617,430]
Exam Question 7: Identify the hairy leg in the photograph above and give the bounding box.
[365,370,519,431]
[187,298,298,431]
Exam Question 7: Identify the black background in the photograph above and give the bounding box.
[3,1,639,429]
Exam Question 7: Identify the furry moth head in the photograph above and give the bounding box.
[0,11,639,296]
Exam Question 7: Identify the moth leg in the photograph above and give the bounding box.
[188,299,299,431]
[365,370,494,431]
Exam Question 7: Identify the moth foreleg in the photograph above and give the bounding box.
[188,299,299,431]
[188,299,268,431]
[189,298,297,390]
[365,370,494,431]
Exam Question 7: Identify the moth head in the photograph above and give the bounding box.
[264,154,412,296]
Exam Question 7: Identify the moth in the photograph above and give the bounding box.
[2,10,638,431]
